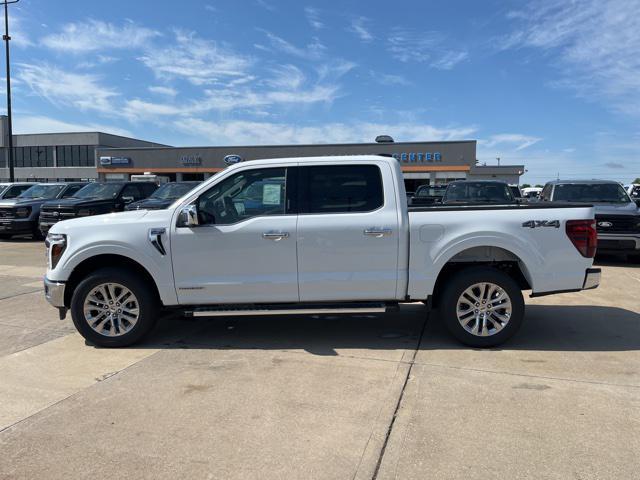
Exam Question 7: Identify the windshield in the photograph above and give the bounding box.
[18,184,65,199]
[73,183,122,199]
[553,183,631,203]
[150,183,197,200]
[443,182,515,204]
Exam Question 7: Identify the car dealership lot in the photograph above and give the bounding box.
[0,239,638,479]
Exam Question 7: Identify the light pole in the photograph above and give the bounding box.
[2,0,18,182]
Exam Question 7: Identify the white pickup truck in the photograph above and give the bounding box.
[43,156,600,348]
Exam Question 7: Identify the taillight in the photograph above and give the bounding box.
[566,220,597,258]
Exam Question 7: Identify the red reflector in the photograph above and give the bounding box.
[566,219,597,258]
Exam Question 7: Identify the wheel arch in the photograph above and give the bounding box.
[63,254,161,308]
[430,246,532,308]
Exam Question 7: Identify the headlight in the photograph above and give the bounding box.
[45,233,67,270]
[77,209,93,216]
[15,207,31,218]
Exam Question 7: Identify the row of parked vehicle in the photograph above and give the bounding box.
[407,179,640,258]
[0,181,200,240]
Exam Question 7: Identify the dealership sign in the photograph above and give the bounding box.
[99,156,131,166]
[180,155,202,166]
[224,154,243,165]
[393,152,442,163]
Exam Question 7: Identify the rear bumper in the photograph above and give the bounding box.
[530,267,600,297]
[44,277,66,308]
[582,268,600,290]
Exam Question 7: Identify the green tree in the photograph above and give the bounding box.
[535,184,544,188]
[633,178,640,184]
[521,183,531,188]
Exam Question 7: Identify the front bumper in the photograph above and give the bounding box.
[0,218,37,234]
[597,233,640,253]
[44,277,66,308]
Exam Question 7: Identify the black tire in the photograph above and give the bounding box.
[439,266,524,348]
[70,267,158,347]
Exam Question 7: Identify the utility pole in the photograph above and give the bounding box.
[2,0,19,182]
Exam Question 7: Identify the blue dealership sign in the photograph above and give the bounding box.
[99,156,131,166]
[393,152,442,163]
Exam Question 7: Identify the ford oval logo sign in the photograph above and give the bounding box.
[223,154,243,165]
[597,221,613,228]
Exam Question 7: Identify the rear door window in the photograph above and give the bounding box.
[299,165,383,214]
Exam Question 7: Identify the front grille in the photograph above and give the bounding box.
[0,208,14,220]
[39,207,77,224]
[595,215,640,234]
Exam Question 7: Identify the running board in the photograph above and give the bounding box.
[184,302,396,318]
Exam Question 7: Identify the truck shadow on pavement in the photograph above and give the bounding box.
[133,302,640,354]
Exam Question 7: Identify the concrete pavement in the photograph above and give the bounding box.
[0,239,638,479]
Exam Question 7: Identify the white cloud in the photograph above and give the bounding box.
[9,15,34,48]
[500,0,640,115]
[387,29,468,69]
[266,64,306,90]
[373,72,411,86]
[139,30,253,85]
[16,63,118,114]
[481,134,542,151]
[348,17,373,42]
[305,7,324,29]
[148,85,178,97]
[316,59,357,81]
[13,115,133,137]
[41,19,160,53]
[174,118,477,145]
[255,0,276,11]
[261,31,327,60]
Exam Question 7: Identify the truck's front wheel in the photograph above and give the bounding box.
[70,268,158,347]
[440,266,524,348]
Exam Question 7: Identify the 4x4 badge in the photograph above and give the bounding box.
[522,220,560,228]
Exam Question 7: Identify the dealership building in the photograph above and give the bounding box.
[1,116,525,189]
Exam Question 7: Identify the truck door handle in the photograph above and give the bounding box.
[363,228,392,238]
[262,231,290,240]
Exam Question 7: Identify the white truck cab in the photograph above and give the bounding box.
[44,156,600,348]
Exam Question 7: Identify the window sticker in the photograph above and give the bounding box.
[262,183,282,205]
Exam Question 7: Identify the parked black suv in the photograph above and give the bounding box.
[410,184,447,206]
[125,181,200,211]
[541,180,640,258]
[0,182,36,200]
[0,182,87,240]
[441,180,518,205]
[39,181,157,236]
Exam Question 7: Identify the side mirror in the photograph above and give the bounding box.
[177,204,200,228]
[122,195,135,204]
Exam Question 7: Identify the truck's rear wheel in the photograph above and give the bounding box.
[70,268,158,347]
[440,266,524,347]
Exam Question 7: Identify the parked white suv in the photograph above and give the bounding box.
[44,156,600,348]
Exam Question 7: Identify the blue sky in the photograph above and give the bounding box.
[4,0,640,183]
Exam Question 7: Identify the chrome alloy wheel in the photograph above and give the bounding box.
[456,282,512,337]
[83,283,140,337]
